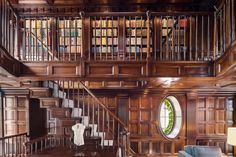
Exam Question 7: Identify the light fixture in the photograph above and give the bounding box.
[227,127,236,157]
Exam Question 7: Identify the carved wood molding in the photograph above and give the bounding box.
[20,60,214,80]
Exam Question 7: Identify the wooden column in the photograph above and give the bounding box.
[0,91,3,138]
[213,12,218,60]
[146,11,151,59]
[231,0,235,41]
[225,0,231,48]
[234,95,236,157]
[186,92,198,145]
[82,12,89,60]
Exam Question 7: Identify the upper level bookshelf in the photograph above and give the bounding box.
[160,16,187,60]
[125,16,152,60]
[57,18,82,60]
[19,13,214,62]
[24,18,52,61]
[91,17,119,60]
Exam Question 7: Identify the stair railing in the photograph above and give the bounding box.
[48,80,134,156]
[24,134,71,155]
[78,81,132,156]
[21,30,58,61]
[0,133,28,156]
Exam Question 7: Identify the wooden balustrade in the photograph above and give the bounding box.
[1,1,236,63]
[0,0,18,59]
[24,134,71,154]
[0,133,27,157]
[15,9,233,62]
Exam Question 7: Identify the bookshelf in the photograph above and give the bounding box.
[91,17,119,59]
[125,16,152,59]
[25,18,52,60]
[57,18,82,60]
[161,16,187,60]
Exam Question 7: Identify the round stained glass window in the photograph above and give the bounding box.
[159,96,182,138]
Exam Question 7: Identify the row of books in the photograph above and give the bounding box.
[58,19,82,28]
[59,29,82,36]
[126,38,152,45]
[162,29,185,36]
[92,38,118,45]
[125,20,148,28]
[92,46,118,53]
[59,37,81,45]
[126,29,148,36]
[92,29,118,36]
[162,18,187,28]
[26,19,51,28]
[59,45,82,53]
[92,20,118,28]
[126,46,152,53]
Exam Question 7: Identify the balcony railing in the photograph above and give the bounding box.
[0,0,18,59]
[0,0,235,62]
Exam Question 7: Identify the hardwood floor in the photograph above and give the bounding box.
[27,146,118,157]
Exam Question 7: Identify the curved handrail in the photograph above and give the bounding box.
[79,81,127,129]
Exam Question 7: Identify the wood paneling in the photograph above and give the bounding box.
[39,98,60,108]
[3,95,29,136]
[196,95,233,153]
[153,61,212,77]
[0,46,24,77]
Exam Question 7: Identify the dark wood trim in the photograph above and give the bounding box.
[186,92,197,145]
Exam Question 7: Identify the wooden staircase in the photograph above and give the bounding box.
[28,80,131,157]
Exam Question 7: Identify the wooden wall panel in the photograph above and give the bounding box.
[3,95,29,136]
[196,96,233,153]
[0,92,3,138]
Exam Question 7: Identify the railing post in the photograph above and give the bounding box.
[213,11,217,60]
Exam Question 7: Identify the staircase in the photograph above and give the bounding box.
[28,80,131,157]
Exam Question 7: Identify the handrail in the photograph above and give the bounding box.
[0,133,28,156]
[0,133,27,140]
[23,29,58,61]
[79,81,128,129]
[24,134,71,154]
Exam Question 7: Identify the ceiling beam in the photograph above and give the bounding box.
[46,0,54,5]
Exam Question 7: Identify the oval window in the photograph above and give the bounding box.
[159,96,182,138]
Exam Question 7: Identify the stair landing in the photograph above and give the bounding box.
[27,146,118,157]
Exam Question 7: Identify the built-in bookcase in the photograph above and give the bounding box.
[57,18,82,60]
[24,18,52,61]
[160,16,187,60]
[125,16,152,59]
[91,17,119,60]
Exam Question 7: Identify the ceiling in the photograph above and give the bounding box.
[10,0,219,13]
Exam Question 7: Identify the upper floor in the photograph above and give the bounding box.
[1,0,236,88]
